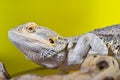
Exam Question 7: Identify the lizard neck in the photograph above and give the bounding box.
[58,36,81,71]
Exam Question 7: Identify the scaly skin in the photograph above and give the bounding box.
[0,61,11,80]
[91,25,120,63]
[8,22,108,73]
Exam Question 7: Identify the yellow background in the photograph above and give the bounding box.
[0,0,120,76]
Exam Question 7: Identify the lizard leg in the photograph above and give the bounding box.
[87,33,108,56]
[67,33,108,65]
[0,61,11,79]
[67,33,91,65]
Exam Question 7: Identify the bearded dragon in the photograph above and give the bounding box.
[8,22,109,73]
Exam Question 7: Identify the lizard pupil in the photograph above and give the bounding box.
[28,27,33,30]
[26,26,36,33]
[49,38,54,44]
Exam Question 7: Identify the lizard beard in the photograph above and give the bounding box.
[9,32,67,68]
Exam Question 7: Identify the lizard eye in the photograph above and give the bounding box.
[49,38,55,44]
[26,26,36,33]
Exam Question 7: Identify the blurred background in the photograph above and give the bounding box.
[0,0,120,77]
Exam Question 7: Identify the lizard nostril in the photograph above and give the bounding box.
[17,28,21,32]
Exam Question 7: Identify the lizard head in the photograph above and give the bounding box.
[8,22,67,68]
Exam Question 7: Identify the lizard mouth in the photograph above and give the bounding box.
[8,29,54,48]
[8,30,58,59]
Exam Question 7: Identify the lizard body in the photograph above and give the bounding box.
[8,22,108,72]
[91,25,120,60]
